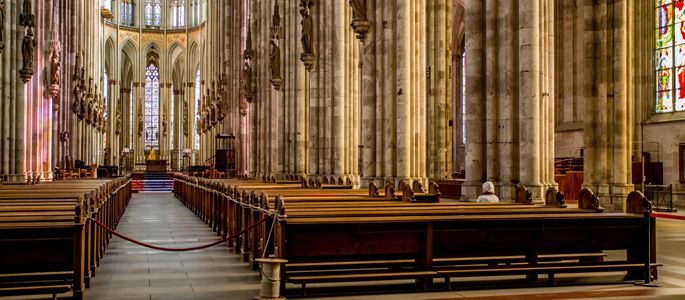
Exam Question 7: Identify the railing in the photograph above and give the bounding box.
[635,184,675,212]
[203,155,216,167]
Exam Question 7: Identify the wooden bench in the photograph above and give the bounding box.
[270,190,656,295]
[172,175,657,297]
[0,176,132,299]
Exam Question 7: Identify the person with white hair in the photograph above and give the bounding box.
[476,181,499,203]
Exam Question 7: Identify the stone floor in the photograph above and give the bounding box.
[8,193,685,300]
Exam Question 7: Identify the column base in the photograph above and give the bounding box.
[6,173,26,184]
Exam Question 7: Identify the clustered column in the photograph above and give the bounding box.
[464,0,556,202]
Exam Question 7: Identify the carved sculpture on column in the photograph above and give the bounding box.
[299,0,315,70]
[241,60,254,102]
[183,96,189,137]
[162,115,168,137]
[269,2,282,89]
[350,0,370,41]
[49,41,62,110]
[19,0,35,83]
[20,27,36,83]
[138,99,143,137]
[270,40,282,89]
[115,105,122,135]
[0,0,5,52]
[239,99,248,116]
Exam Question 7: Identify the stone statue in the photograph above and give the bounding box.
[162,116,167,137]
[239,98,248,117]
[270,40,281,81]
[137,100,143,136]
[74,52,82,80]
[115,106,122,135]
[21,27,36,73]
[241,60,253,101]
[51,41,62,86]
[0,0,5,51]
[183,98,189,136]
[300,1,313,54]
[350,0,366,21]
[72,84,82,115]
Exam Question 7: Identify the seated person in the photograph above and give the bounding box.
[476,181,499,203]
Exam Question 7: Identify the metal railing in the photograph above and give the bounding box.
[635,184,675,212]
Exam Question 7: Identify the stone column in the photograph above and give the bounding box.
[463,0,486,198]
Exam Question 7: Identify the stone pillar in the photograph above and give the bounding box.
[463,0,486,198]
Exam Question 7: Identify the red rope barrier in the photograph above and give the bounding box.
[91,216,271,252]
[651,212,685,221]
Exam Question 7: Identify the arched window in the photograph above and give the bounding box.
[656,2,685,113]
[103,69,109,147]
[145,0,162,26]
[130,83,134,147]
[171,84,175,150]
[145,64,160,148]
[172,0,185,27]
[121,0,134,26]
[194,70,201,150]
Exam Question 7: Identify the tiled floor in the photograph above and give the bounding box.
[85,192,261,300]
[11,194,685,300]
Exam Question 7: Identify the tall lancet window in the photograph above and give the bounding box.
[145,0,162,26]
[121,0,134,26]
[130,83,134,147]
[194,70,201,150]
[171,84,175,150]
[656,1,685,112]
[103,70,109,146]
[145,64,161,148]
[172,0,185,27]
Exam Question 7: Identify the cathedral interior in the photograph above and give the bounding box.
[1,1,685,300]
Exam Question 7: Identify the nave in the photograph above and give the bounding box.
[17,192,685,300]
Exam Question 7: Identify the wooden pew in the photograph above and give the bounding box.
[170,178,652,296]
[271,189,656,296]
[0,176,132,299]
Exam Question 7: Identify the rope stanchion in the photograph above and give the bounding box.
[90,215,271,252]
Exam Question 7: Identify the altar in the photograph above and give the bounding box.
[146,160,167,173]
[145,149,166,172]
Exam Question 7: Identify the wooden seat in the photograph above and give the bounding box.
[288,270,438,296]
[173,175,659,296]
[437,262,663,289]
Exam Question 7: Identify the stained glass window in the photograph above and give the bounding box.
[171,84,175,150]
[130,84,134,147]
[172,0,185,27]
[656,0,685,112]
[103,70,109,146]
[195,70,201,150]
[145,0,161,26]
[145,65,160,148]
[121,0,134,26]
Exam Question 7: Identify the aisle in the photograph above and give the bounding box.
[87,192,260,300]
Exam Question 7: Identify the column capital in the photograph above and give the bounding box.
[120,88,132,94]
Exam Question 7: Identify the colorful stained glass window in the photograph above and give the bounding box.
[656,0,685,112]
[195,70,201,150]
[145,0,161,26]
[145,65,160,148]
[121,1,134,26]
